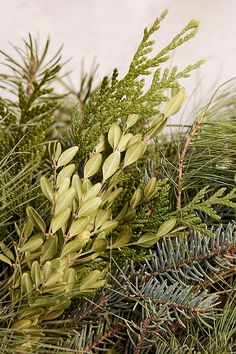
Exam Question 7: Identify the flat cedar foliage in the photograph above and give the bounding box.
[0,9,235,354]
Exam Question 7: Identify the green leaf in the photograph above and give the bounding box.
[83,153,103,179]
[98,220,119,233]
[126,114,139,128]
[57,164,75,187]
[82,183,102,202]
[112,228,133,248]
[135,233,160,248]
[26,206,46,233]
[40,176,54,202]
[108,122,122,148]
[78,197,102,217]
[20,234,44,253]
[57,146,78,167]
[164,87,186,117]
[79,270,101,291]
[54,187,75,215]
[61,239,83,257]
[51,207,71,234]
[117,133,133,152]
[40,236,58,263]
[0,242,15,261]
[123,141,146,168]
[91,238,108,252]
[0,254,12,266]
[95,209,112,229]
[156,218,177,237]
[68,216,90,238]
[102,151,121,182]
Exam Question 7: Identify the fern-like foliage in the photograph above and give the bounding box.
[71,10,204,161]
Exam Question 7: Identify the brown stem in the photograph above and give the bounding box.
[76,92,85,119]
[74,296,108,321]
[176,112,206,209]
[81,325,122,353]
[134,318,154,354]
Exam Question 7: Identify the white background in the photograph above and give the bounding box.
[1,0,236,121]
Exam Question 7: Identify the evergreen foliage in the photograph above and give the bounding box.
[0,10,235,353]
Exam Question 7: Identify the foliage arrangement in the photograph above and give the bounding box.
[0,9,235,353]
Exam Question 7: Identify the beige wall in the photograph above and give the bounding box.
[1,0,235,121]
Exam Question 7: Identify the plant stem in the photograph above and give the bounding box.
[176,112,205,209]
